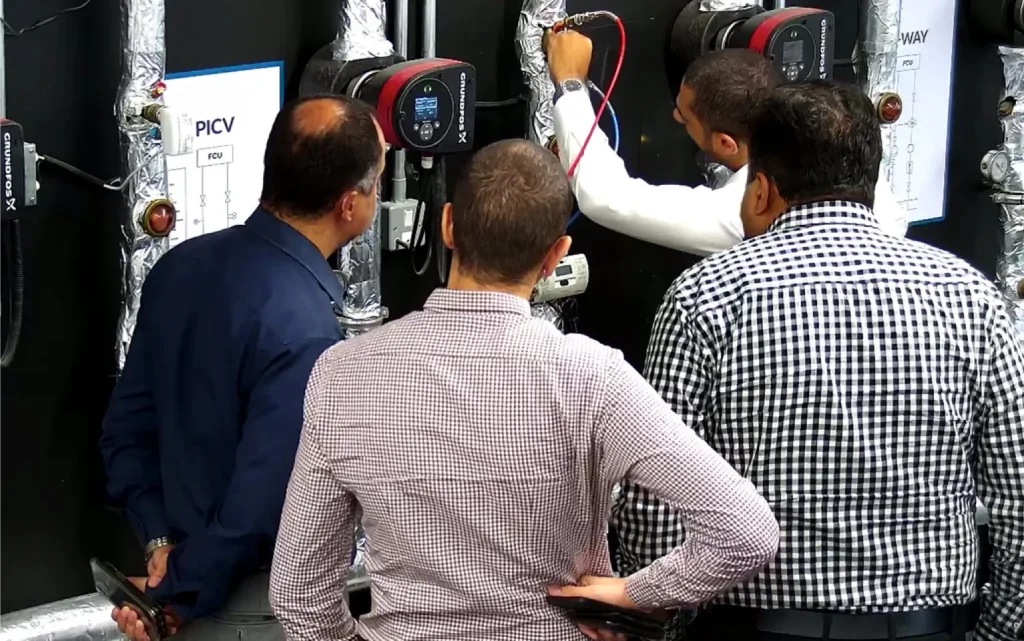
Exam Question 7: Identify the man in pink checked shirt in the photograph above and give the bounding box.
[269,138,779,641]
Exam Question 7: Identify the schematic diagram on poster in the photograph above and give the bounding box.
[884,0,956,225]
[162,63,283,248]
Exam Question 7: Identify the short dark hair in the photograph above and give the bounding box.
[260,95,381,218]
[682,49,782,140]
[451,140,573,284]
[747,80,881,206]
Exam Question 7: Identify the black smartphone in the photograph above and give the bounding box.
[546,595,666,640]
[90,558,167,641]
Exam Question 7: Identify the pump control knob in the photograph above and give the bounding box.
[877,93,903,124]
[140,199,176,237]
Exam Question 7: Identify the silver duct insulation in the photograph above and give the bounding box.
[0,562,380,641]
[115,0,170,369]
[698,0,758,10]
[332,0,394,61]
[333,0,394,338]
[337,210,385,337]
[0,595,119,641]
[857,0,901,175]
[696,152,735,189]
[516,0,567,144]
[996,46,1024,339]
[531,301,565,331]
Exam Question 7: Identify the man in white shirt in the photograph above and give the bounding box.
[545,31,908,255]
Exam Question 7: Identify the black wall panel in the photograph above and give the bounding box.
[0,0,1007,612]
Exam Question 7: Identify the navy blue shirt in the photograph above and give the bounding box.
[100,207,345,619]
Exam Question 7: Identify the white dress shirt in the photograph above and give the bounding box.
[552,90,909,254]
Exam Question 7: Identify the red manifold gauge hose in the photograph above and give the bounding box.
[552,12,626,178]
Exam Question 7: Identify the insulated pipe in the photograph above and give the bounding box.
[392,0,409,202]
[115,0,171,370]
[995,46,1024,339]
[332,0,393,338]
[0,594,120,641]
[423,0,437,57]
[516,0,567,144]
[698,0,759,10]
[857,0,902,183]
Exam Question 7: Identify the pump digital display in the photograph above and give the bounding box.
[414,96,439,121]
[555,264,572,277]
[782,40,803,63]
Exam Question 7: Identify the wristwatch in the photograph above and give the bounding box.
[556,78,587,101]
[144,536,174,561]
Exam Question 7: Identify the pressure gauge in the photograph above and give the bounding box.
[981,149,1011,184]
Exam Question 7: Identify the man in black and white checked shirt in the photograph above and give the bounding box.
[614,80,1024,641]
[269,139,780,641]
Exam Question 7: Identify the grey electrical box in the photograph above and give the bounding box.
[382,199,425,251]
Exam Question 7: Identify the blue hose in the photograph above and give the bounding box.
[567,83,619,230]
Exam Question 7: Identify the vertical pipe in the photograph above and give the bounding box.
[115,0,170,369]
[857,0,902,184]
[391,0,409,202]
[516,0,568,145]
[995,46,1024,340]
[332,0,394,337]
[423,0,437,57]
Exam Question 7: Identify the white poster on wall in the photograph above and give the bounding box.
[883,0,958,225]
[163,62,284,248]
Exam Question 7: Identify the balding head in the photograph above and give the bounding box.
[260,95,383,220]
[449,139,573,286]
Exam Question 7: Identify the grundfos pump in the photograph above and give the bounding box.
[300,48,477,154]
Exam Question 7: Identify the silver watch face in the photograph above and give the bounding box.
[560,79,585,93]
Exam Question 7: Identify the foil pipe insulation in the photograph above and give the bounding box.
[0,595,120,641]
[698,0,759,11]
[516,0,567,145]
[531,301,565,331]
[333,0,394,338]
[857,0,902,180]
[115,0,171,370]
[996,46,1024,339]
[333,0,394,61]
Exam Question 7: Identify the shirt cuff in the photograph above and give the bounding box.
[125,491,170,546]
[554,89,596,123]
[624,562,672,611]
[147,544,203,620]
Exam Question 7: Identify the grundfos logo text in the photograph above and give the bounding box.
[3,131,14,212]
[819,19,829,79]
[457,72,468,144]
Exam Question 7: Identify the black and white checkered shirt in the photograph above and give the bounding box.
[269,289,779,641]
[613,201,1024,641]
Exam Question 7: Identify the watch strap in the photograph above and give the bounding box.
[144,536,174,560]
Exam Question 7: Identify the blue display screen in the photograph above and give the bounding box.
[414,96,438,121]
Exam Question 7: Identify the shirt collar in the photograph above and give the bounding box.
[423,288,532,316]
[245,207,345,308]
[769,200,880,233]
[727,165,749,186]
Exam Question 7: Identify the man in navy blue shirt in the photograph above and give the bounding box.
[100,94,385,641]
